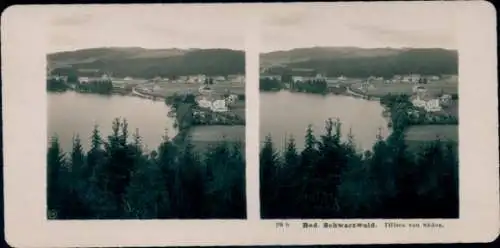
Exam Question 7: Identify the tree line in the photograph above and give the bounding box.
[75,80,113,95]
[291,79,328,94]
[47,77,114,95]
[265,49,458,78]
[47,78,68,92]
[260,77,284,92]
[260,118,458,218]
[48,118,246,219]
[51,49,245,79]
[261,93,458,219]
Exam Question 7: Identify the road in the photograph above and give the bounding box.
[345,85,380,101]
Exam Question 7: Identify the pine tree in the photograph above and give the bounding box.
[365,130,391,216]
[70,134,85,183]
[439,142,459,217]
[124,129,170,219]
[177,137,205,218]
[101,118,136,217]
[414,139,446,217]
[259,135,280,218]
[120,118,129,146]
[58,133,93,219]
[301,124,318,169]
[81,124,112,218]
[387,129,416,217]
[284,135,299,169]
[278,135,300,217]
[86,124,103,179]
[156,128,178,217]
[228,141,246,218]
[47,136,66,218]
[204,140,231,217]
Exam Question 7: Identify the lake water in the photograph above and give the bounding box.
[48,91,178,153]
[260,91,390,152]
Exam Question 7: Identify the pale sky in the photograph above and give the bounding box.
[47,3,459,53]
[259,2,459,52]
[47,4,250,53]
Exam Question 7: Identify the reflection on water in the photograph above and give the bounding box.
[48,91,177,153]
[260,91,390,152]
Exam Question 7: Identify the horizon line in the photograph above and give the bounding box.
[261,46,458,54]
[48,46,245,54]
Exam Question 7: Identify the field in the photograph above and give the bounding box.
[188,125,245,151]
[404,125,458,151]
[351,77,458,97]
[152,81,245,97]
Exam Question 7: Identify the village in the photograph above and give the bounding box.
[260,68,459,151]
[47,70,246,150]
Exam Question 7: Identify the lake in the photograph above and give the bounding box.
[260,91,390,152]
[48,91,178,153]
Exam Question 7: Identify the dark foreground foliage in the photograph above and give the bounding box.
[260,118,458,219]
[47,118,246,219]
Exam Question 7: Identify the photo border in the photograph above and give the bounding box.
[3,2,499,247]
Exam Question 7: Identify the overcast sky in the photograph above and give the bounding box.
[260,3,459,52]
[47,4,249,53]
[47,3,459,53]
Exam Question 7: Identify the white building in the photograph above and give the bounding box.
[428,75,441,81]
[78,77,90,84]
[187,76,197,84]
[401,76,411,83]
[412,98,427,108]
[409,74,421,83]
[197,98,213,109]
[213,76,226,82]
[315,74,326,80]
[425,99,442,112]
[197,75,207,83]
[261,75,281,81]
[211,100,228,112]
[225,94,238,105]
[101,74,111,81]
[440,94,452,105]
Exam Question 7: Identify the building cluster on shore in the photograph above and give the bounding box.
[195,85,239,113]
[151,74,245,84]
[410,85,452,113]
[48,70,245,88]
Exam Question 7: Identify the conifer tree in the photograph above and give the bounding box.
[70,134,85,183]
[284,135,299,169]
[156,128,178,217]
[86,124,103,180]
[260,135,280,217]
[124,129,170,219]
[47,136,66,218]
[177,137,205,218]
[204,140,229,217]
[277,135,300,217]
[227,141,246,218]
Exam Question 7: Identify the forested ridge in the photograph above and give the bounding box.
[47,118,246,219]
[260,94,458,218]
[263,48,458,78]
[48,48,245,78]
